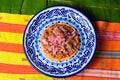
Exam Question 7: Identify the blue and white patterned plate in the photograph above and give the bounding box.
[23,6,97,78]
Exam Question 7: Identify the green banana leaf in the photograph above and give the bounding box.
[21,0,47,15]
[0,0,47,14]
[48,0,120,22]
[0,0,120,22]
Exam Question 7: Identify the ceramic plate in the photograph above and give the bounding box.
[23,6,97,78]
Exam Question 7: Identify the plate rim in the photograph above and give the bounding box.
[23,6,97,78]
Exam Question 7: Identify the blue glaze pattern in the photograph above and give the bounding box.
[23,6,96,78]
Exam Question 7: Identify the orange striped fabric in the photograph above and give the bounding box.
[94,21,120,32]
[0,22,25,33]
[66,76,119,80]
[0,13,120,80]
[0,58,119,73]
[0,42,23,53]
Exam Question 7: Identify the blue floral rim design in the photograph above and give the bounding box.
[23,6,97,78]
